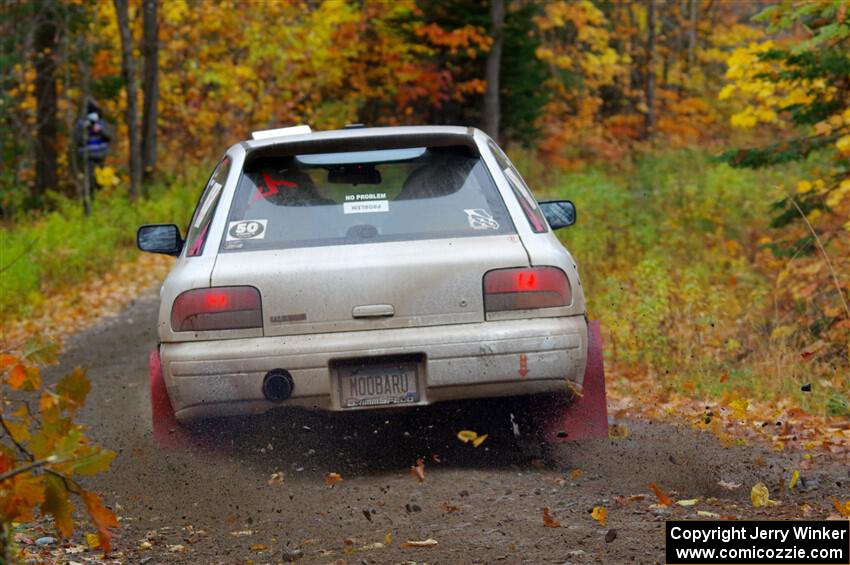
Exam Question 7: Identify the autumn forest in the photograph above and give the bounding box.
[1,0,849,561]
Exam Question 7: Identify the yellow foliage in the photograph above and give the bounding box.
[94,166,120,188]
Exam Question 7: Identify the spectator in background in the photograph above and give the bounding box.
[73,100,113,195]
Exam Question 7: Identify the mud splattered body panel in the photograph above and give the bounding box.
[152,126,589,422]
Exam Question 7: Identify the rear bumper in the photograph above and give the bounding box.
[160,316,588,421]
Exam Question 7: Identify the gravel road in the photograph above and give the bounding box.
[45,289,848,565]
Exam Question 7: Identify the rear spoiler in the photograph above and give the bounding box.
[243,128,479,166]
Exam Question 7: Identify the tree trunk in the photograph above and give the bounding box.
[483,0,505,140]
[141,0,159,182]
[33,2,59,201]
[79,61,93,215]
[688,0,698,72]
[61,12,92,215]
[114,0,142,200]
[644,0,657,139]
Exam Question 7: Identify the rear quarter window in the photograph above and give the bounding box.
[185,157,231,256]
[487,141,548,233]
[220,145,515,251]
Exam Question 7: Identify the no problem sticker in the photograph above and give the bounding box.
[343,200,389,214]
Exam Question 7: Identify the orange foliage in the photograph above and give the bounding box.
[1,346,118,555]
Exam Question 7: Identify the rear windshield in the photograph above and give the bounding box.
[220,145,514,251]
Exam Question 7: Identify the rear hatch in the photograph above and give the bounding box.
[212,143,529,336]
[212,235,528,336]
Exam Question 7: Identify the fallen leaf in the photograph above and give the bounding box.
[751,482,775,508]
[85,533,100,550]
[441,501,460,513]
[832,498,850,517]
[325,472,343,486]
[570,468,584,480]
[676,499,699,507]
[357,542,385,551]
[230,530,253,537]
[168,544,186,552]
[384,531,393,545]
[609,423,629,439]
[402,538,438,547]
[729,398,748,417]
[649,483,672,506]
[605,529,617,543]
[457,430,478,443]
[410,458,425,482]
[698,510,720,518]
[250,544,268,551]
[788,470,800,490]
[472,433,488,448]
[591,506,607,526]
[431,454,442,463]
[268,472,285,486]
[0,354,18,370]
[612,494,646,506]
[543,506,561,528]
[718,480,741,490]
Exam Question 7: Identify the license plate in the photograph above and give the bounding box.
[338,362,419,408]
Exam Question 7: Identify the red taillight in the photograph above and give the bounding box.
[204,291,230,309]
[483,267,571,312]
[171,287,262,332]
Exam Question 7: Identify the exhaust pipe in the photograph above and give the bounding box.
[262,369,294,402]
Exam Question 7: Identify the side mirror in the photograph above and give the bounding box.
[137,224,183,256]
[539,200,576,230]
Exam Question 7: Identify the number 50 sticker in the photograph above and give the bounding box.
[227,219,267,241]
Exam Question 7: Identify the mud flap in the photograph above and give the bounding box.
[540,320,609,442]
[149,348,185,447]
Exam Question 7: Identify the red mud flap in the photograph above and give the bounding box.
[149,348,185,448]
[540,320,609,442]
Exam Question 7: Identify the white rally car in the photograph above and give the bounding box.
[138,125,607,445]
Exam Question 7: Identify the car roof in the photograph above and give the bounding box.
[239,125,479,155]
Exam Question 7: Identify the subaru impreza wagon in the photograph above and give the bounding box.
[138,125,607,445]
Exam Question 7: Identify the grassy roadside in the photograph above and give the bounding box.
[539,150,848,419]
[0,167,206,327]
[2,151,846,420]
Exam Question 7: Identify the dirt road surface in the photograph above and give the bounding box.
[44,289,848,564]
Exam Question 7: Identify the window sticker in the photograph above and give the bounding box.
[194,181,223,228]
[253,172,297,203]
[345,192,387,202]
[343,200,389,214]
[464,208,500,230]
[503,168,539,210]
[227,219,267,241]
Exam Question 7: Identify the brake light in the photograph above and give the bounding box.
[483,267,571,312]
[171,286,262,331]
